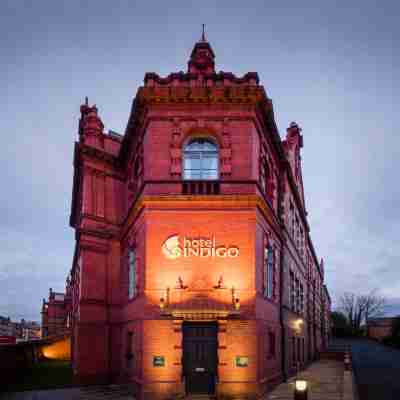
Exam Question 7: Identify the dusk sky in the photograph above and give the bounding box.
[1,1,399,321]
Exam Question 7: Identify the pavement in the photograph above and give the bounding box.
[0,385,134,400]
[333,338,400,400]
[4,340,400,400]
[266,359,345,400]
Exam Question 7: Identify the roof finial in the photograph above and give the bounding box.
[201,24,206,41]
[85,96,88,106]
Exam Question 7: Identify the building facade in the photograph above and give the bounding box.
[367,317,397,341]
[41,288,71,337]
[67,37,330,399]
[0,316,13,337]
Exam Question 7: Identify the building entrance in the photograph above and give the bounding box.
[182,321,218,394]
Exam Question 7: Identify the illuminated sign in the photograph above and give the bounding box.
[162,235,239,259]
[153,356,165,367]
[236,356,249,367]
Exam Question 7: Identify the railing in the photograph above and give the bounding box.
[182,180,220,195]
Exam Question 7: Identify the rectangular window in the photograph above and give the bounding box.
[300,226,304,257]
[297,337,301,363]
[128,249,137,299]
[295,277,300,313]
[264,245,274,298]
[290,201,295,237]
[292,336,296,366]
[126,331,133,368]
[268,332,276,358]
[300,283,304,315]
[290,271,295,310]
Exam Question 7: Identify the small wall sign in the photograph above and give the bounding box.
[153,356,165,367]
[236,356,249,367]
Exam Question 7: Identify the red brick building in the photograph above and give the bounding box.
[41,288,71,337]
[367,317,397,341]
[67,36,330,398]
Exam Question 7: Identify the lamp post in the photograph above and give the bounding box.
[294,379,308,400]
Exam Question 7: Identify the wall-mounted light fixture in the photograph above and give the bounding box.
[234,297,240,311]
[231,287,241,311]
[294,379,308,400]
[294,318,303,332]
[214,275,224,289]
[160,297,165,310]
[177,276,188,289]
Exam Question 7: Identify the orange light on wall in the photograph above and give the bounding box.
[41,337,71,360]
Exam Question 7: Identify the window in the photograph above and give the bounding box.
[261,160,270,194]
[128,249,137,299]
[292,336,296,366]
[183,138,218,180]
[289,201,295,237]
[126,331,133,368]
[268,332,276,358]
[300,283,304,315]
[295,277,300,313]
[299,226,304,257]
[290,271,295,310]
[264,244,274,298]
[297,337,301,363]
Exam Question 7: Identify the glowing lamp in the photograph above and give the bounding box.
[160,297,165,310]
[234,297,240,311]
[294,379,308,400]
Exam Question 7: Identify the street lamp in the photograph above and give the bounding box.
[294,379,308,400]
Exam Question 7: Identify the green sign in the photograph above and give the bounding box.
[153,356,165,367]
[236,356,248,367]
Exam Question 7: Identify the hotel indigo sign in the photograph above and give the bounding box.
[162,235,239,260]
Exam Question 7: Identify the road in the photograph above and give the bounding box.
[334,338,400,400]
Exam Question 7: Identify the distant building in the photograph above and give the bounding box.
[367,317,397,341]
[41,287,71,337]
[0,317,41,342]
[21,321,41,341]
[0,316,13,337]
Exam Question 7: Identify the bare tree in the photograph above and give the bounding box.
[364,290,385,322]
[339,290,385,332]
[340,292,356,329]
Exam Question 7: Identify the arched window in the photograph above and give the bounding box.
[183,138,218,180]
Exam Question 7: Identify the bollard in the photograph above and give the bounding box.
[294,379,308,400]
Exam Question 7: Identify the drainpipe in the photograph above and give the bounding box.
[279,241,287,382]
[277,166,287,382]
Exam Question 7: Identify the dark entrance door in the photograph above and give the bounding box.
[183,321,218,394]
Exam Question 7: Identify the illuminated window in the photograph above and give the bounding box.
[264,244,274,298]
[183,138,218,180]
[128,249,137,299]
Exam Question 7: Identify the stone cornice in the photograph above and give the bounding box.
[144,71,259,86]
[80,143,119,166]
[136,84,264,106]
[121,193,284,240]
